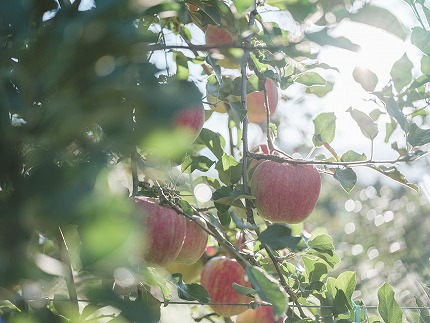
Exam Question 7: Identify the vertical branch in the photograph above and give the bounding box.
[131,150,139,196]
[263,79,275,153]
[57,228,79,316]
[241,4,258,226]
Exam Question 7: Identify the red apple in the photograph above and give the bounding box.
[247,79,278,123]
[175,103,205,140]
[200,256,253,317]
[249,161,321,224]
[174,215,208,264]
[205,25,239,69]
[236,306,283,323]
[205,245,218,257]
[188,4,199,11]
[134,197,186,266]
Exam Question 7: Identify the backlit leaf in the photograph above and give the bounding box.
[312,112,336,147]
[353,67,378,92]
[377,283,403,323]
[391,54,413,92]
[347,108,378,140]
[334,168,357,193]
[260,224,302,250]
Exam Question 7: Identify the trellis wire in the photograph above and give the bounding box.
[25,298,430,310]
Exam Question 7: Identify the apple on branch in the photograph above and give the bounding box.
[134,197,186,266]
[250,161,321,224]
[175,103,205,141]
[247,78,278,123]
[174,215,208,264]
[200,256,253,317]
[205,24,240,69]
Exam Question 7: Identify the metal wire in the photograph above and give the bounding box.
[25,298,430,310]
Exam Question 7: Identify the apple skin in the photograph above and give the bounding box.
[200,256,253,317]
[134,197,186,266]
[236,306,283,323]
[205,25,239,69]
[175,103,205,139]
[249,161,321,224]
[247,79,278,123]
[174,216,208,264]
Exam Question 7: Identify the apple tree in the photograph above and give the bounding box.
[0,0,429,322]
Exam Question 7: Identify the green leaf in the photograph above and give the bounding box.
[351,4,407,40]
[382,97,409,132]
[53,294,74,319]
[233,0,253,14]
[302,256,329,283]
[385,119,398,142]
[229,101,247,122]
[421,55,430,75]
[295,72,327,87]
[352,67,378,92]
[215,154,242,185]
[259,224,302,250]
[415,297,430,322]
[246,266,288,317]
[369,165,419,192]
[335,271,356,307]
[306,28,360,52]
[347,108,378,140]
[411,27,430,55]
[232,283,257,297]
[173,51,190,80]
[377,283,403,323]
[369,109,384,121]
[333,168,357,193]
[306,81,334,97]
[308,234,335,252]
[197,128,225,159]
[312,112,336,147]
[181,155,215,173]
[340,150,367,162]
[391,54,413,92]
[407,123,430,147]
[171,274,210,304]
[177,199,194,216]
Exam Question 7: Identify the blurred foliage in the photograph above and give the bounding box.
[0,0,430,322]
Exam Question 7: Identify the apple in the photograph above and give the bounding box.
[164,259,204,283]
[200,256,253,317]
[174,215,208,264]
[134,197,186,266]
[247,79,278,123]
[205,245,218,257]
[236,306,283,323]
[205,24,239,69]
[175,103,205,140]
[249,161,321,224]
[188,4,199,11]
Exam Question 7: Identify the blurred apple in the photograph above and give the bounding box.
[247,79,278,123]
[164,259,204,283]
[205,24,240,69]
[175,103,205,140]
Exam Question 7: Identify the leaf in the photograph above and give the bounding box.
[369,165,419,192]
[306,27,361,52]
[334,168,357,193]
[259,224,302,250]
[415,297,430,322]
[335,271,356,308]
[347,108,378,140]
[173,51,190,81]
[385,119,398,142]
[308,234,335,252]
[246,266,288,317]
[302,256,328,283]
[306,81,334,97]
[215,154,242,185]
[353,67,378,92]
[369,109,384,121]
[312,112,336,147]
[377,283,403,323]
[381,97,409,132]
[171,274,210,304]
[232,283,256,297]
[340,150,367,162]
[181,155,215,173]
[233,0,253,14]
[411,27,430,55]
[295,72,327,87]
[390,54,413,92]
[407,123,430,147]
[350,4,407,40]
[197,128,225,159]
[421,55,430,75]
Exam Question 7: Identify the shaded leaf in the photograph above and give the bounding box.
[232,283,256,297]
[173,51,190,80]
[302,256,328,283]
[381,97,409,132]
[377,283,403,323]
[197,128,225,159]
[259,224,302,250]
[334,168,357,193]
[181,155,215,173]
[353,67,378,92]
[246,266,288,317]
[312,112,336,147]
[171,274,210,304]
[411,27,430,55]
[407,123,430,147]
[215,154,242,185]
[347,108,378,140]
[306,27,361,51]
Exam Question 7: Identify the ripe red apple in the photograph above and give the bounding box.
[236,306,283,323]
[174,215,208,264]
[175,103,205,140]
[200,256,253,317]
[134,197,186,266]
[247,79,278,123]
[249,161,321,224]
[205,24,239,69]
